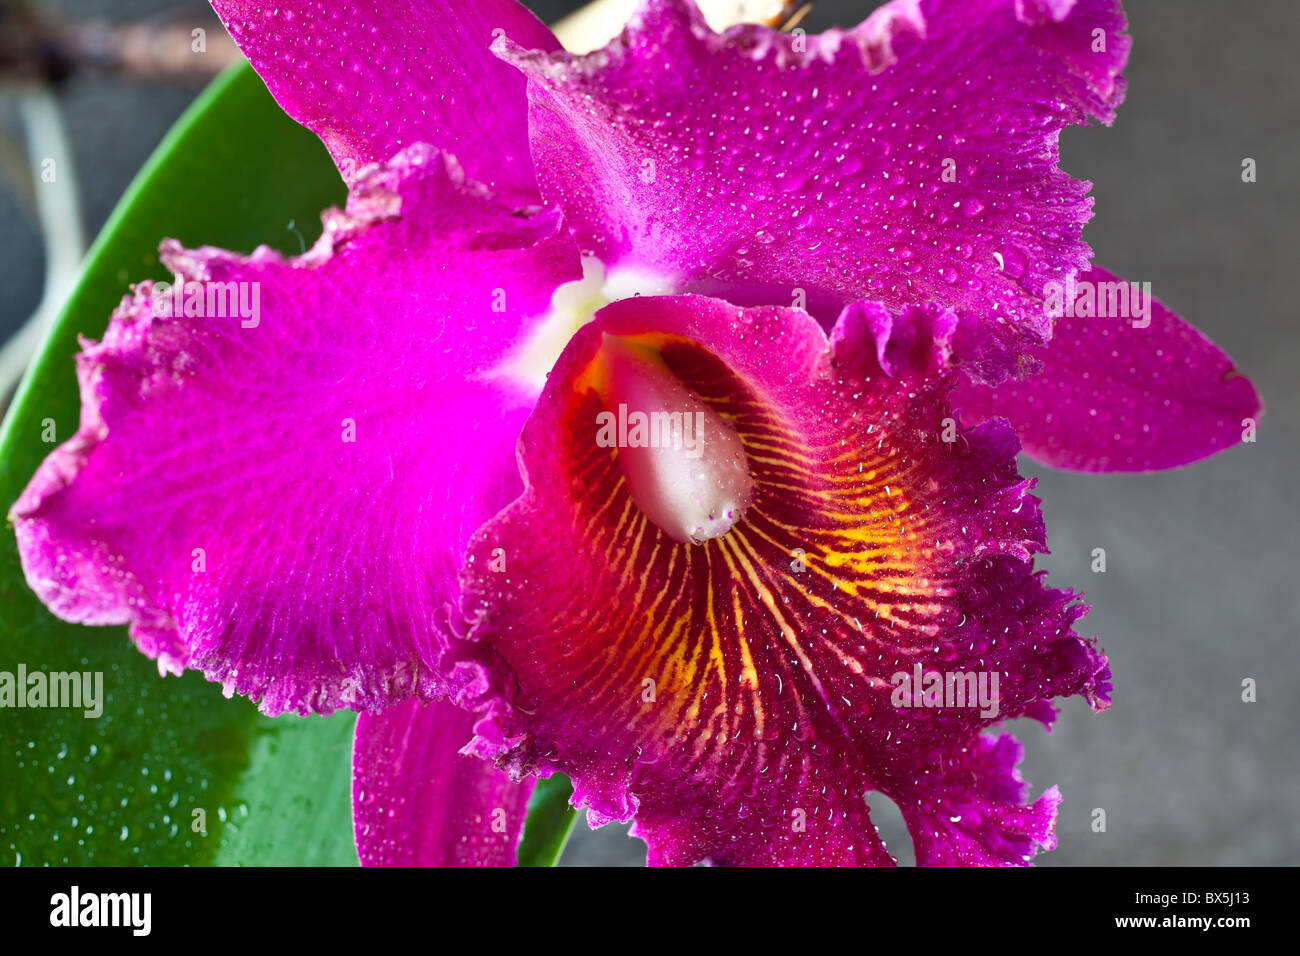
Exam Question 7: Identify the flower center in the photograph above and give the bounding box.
[596,335,753,545]
[502,256,674,390]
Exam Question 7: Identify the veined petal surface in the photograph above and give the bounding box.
[458,293,1110,865]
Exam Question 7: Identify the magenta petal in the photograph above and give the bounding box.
[951,265,1263,471]
[500,0,1130,379]
[212,0,559,200]
[893,732,1062,866]
[11,147,580,715]
[353,698,534,866]
[631,765,896,867]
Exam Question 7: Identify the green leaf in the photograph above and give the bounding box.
[517,774,579,867]
[0,62,356,866]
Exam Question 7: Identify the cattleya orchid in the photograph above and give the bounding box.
[11,0,1260,867]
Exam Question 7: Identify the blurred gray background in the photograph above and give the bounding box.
[1,0,1295,866]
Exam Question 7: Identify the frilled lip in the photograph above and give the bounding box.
[450,292,1109,865]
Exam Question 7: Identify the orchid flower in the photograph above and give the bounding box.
[10,0,1260,867]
